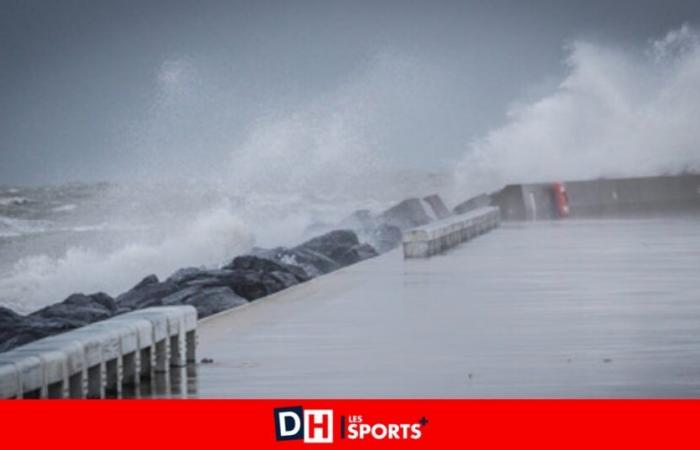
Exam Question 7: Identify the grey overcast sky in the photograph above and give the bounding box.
[1,0,700,185]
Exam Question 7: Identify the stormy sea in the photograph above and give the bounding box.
[0,173,451,315]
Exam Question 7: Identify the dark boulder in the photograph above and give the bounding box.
[167,257,309,302]
[259,247,339,277]
[0,307,35,352]
[166,267,210,285]
[162,286,247,318]
[0,303,101,353]
[29,292,116,326]
[115,274,180,311]
[0,224,381,354]
[296,230,377,268]
[133,274,159,289]
[186,287,247,318]
[162,286,204,305]
[256,229,378,276]
[218,270,270,300]
[224,255,309,299]
[0,291,119,352]
[225,255,310,282]
[219,269,296,300]
[0,306,24,329]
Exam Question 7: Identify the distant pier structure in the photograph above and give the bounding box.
[459,174,700,221]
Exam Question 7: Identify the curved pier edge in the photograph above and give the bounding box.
[0,305,197,399]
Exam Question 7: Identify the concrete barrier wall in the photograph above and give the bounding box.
[566,175,700,217]
[0,306,197,399]
[491,174,700,221]
[402,206,500,258]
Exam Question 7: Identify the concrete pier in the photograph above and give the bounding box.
[0,305,197,399]
[192,217,700,398]
[492,174,700,221]
[402,206,500,258]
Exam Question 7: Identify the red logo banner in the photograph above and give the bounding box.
[1,400,698,449]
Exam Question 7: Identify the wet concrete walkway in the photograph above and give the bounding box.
[191,217,700,397]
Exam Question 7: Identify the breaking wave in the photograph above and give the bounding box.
[454,25,700,196]
[0,206,253,313]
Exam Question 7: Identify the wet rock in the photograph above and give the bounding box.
[184,276,230,288]
[226,255,310,282]
[0,226,380,353]
[295,230,377,268]
[166,267,210,285]
[260,247,338,277]
[258,230,378,277]
[162,286,204,305]
[166,257,309,302]
[377,198,433,230]
[222,270,292,300]
[1,291,118,352]
[164,286,247,318]
[0,307,39,352]
[188,287,247,318]
[115,274,180,311]
[335,242,377,266]
[133,274,159,289]
[0,298,111,353]
[29,292,116,325]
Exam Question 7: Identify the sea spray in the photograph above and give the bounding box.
[453,25,700,198]
[0,205,252,314]
[0,51,467,313]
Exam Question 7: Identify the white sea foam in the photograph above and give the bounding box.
[0,206,253,313]
[0,216,52,237]
[0,196,29,207]
[51,203,77,213]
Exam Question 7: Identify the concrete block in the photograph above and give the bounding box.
[0,362,20,399]
[106,316,154,380]
[128,306,197,367]
[0,304,198,399]
[7,347,68,398]
[81,321,142,394]
[0,354,44,398]
[492,175,700,220]
[55,327,122,398]
[402,206,500,258]
[18,338,87,398]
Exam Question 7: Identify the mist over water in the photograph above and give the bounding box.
[454,25,700,197]
[0,52,453,313]
[2,25,700,313]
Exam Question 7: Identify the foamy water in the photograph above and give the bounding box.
[0,173,451,314]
